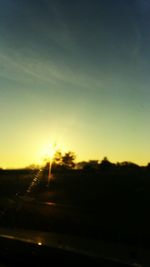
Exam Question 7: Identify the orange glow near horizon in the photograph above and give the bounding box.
[37,142,66,166]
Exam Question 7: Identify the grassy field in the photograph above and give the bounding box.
[0,168,150,247]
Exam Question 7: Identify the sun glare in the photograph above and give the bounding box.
[37,143,60,166]
[48,144,57,160]
[36,140,67,166]
[42,143,57,160]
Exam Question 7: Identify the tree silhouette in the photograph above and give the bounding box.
[62,151,76,169]
[53,150,63,166]
[99,157,114,171]
[80,160,99,170]
[44,150,76,170]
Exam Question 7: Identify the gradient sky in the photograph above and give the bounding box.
[0,0,150,168]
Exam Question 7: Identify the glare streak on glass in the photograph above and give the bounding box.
[26,168,44,194]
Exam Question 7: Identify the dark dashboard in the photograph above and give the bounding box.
[0,228,137,267]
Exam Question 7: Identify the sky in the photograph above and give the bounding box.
[0,0,150,168]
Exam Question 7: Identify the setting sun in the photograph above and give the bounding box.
[37,141,67,165]
[48,144,57,160]
[32,139,68,168]
[38,143,57,162]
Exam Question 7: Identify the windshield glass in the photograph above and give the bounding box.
[0,0,150,265]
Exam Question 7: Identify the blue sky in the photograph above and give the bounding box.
[0,0,150,168]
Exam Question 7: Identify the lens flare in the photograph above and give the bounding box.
[48,143,57,160]
[39,143,58,187]
[39,143,58,163]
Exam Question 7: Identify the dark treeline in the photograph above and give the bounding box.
[1,150,149,173]
[24,151,150,172]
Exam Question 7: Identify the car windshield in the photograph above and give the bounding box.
[0,0,150,265]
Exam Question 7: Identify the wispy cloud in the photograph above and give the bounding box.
[0,45,104,93]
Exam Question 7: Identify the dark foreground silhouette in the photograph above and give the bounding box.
[0,164,150,249]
